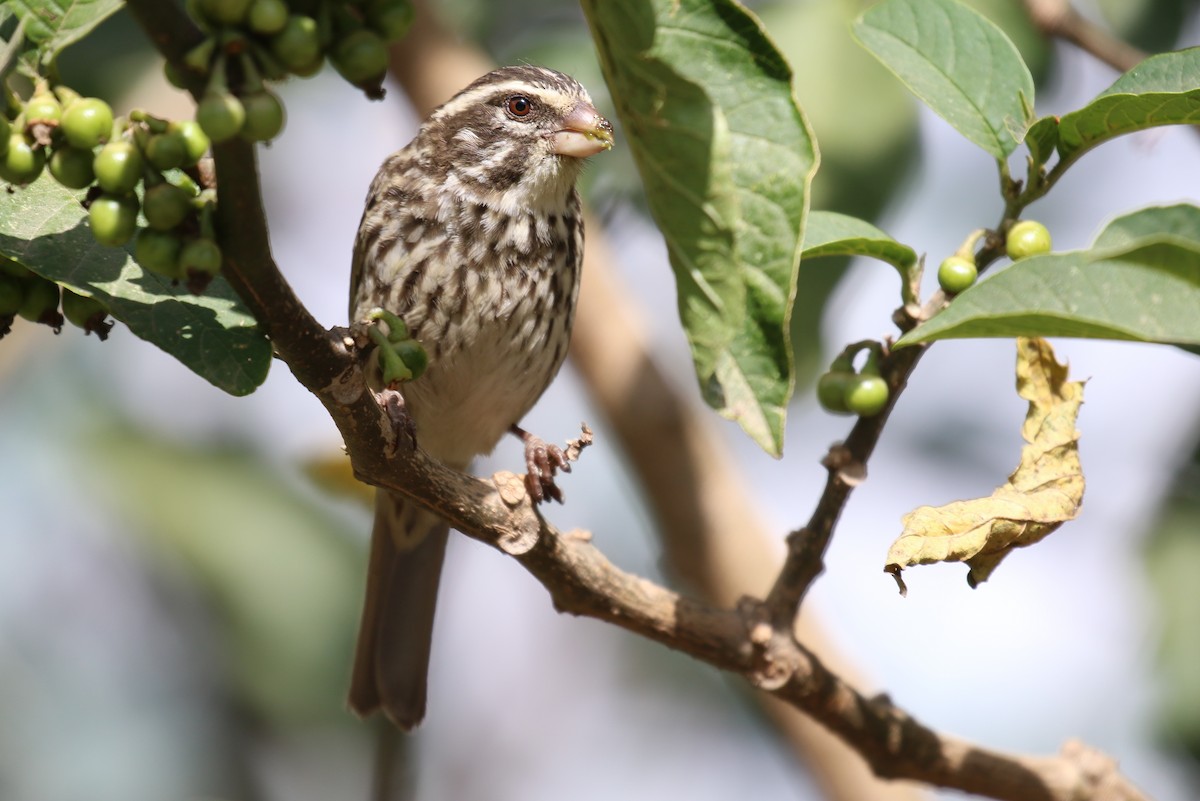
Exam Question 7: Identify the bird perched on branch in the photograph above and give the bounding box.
[347,65,614,729]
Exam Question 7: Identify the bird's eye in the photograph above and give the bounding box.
[506,95,533,117]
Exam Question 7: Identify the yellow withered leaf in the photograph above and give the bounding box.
[885,338,1085,592]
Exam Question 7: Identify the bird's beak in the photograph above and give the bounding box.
[550,102,614,158]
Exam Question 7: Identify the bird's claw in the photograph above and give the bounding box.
[376,387,417,455]
[519,431,570,505]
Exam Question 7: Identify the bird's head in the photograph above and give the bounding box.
[419,66,614,211]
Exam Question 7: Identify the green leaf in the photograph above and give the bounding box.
[853,0,1034,159]
[1055,48,1200,165]
[8,0,122,68]
[898,205,1200,347]
[802,210,917,271]
[0,175,271,395]
[582,0,815,456]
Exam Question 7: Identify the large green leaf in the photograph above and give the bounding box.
[0,176,271,395]
[581,0,815,455]
[8,0,122,69]
[1053,48,1200,166]
[853,0,1034,160]
[897,205,1200,347]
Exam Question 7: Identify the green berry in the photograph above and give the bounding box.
[171,120,210,165]
[816,370,855,415]
[239,90,285,142]
[331,29,388,85]
[1006,220,1052,260]
[48,146,96,189]
[366,0,414,42]
[0,135,46,185]
[247,0,288,34]
[93,140,144,194]
[61,288,107,330]
[0,256,32,279]
[18,274,60,324]
[88,194,139,247]
[270,15,322,72]
[60,98,114,149]
[164,61,188,90]
[143,182,194,231]
[135,228,184,279]
[24,93,63,124]
[180,238,222,276]
[843,374,890,418]
[196,91,246,143]
[198,0,253,26]
[145,131,188,170]
[937,256,978,295]
[0,274,24,315]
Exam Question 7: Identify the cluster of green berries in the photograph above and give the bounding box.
[817,348,890,418]
[936,220,1052,296]
[173,0,413,134]
[0,256,112,340]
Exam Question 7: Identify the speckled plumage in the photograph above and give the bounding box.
[348,66,611,728]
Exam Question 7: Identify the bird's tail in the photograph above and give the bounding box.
[348,490,449,730]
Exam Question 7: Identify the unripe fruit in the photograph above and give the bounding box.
[367,0,414,42]
[49,146,96,189]
[937,256,978,295]
[180,237,222,276]
[171,120,210,165]
[143,182,194,231]
[816,370,855,415]
[93,140,144,194]
[199,0,253,26]
[145,131,188,170]
[247,0,288,34]
[135,228,184,279]
[18,274,60,323]
[196,91,246,143]
[60,98,114,149]
[239,90,285,142]
[24,93,63,124]
[1006,220,1052,260]
[0,135,46,185]
[0,274,24,315]
[271,16,321,71]
[61,288,107,330]
[88,194,139,247]
[844,374,890,418]
[331,29,388,85]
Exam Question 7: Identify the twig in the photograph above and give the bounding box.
[1022,0,1146,73]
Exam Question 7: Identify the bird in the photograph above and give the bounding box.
[347,65,613,729]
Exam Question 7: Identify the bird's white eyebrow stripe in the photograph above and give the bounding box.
[434,81,574,120]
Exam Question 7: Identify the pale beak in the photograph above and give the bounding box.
[550,102,614,158]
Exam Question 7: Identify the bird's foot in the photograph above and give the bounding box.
[376,387,417,456]
[512,424,571,505]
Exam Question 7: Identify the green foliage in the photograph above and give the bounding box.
[582,0,816,455]
[853,0,1034,160]
[899,205,1200,347]
[0,176,270,394]
[6,0,123,72]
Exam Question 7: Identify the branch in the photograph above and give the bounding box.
[1022,0,1146,73]
[125,4,1150,799]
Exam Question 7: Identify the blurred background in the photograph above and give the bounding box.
[2,0,1200,799]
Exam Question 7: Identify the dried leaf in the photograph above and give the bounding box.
[885,337,1084,590]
